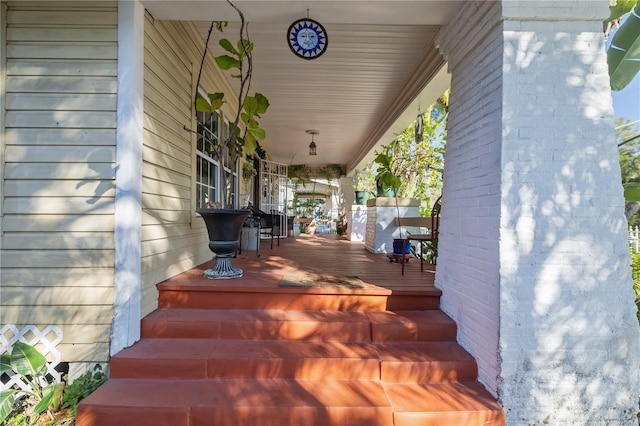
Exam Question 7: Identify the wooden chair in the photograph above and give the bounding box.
[401,195,442,275]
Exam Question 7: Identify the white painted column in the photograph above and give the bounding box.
[111,0,144,355]
[438,1,640,424]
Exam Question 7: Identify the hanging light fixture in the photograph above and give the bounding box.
[306,129,318,155]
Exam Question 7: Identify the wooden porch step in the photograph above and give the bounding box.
[109,338,477,382]
[386,381,505,426]
[77,378,503,426]
[77,378,395,426]
[156,283,441,311]
[141,309,457,342]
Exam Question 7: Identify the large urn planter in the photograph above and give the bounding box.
[197,208,250,279]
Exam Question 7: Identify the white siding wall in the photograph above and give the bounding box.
[141,17,236,316]
[438,1,640,424]
[1,1,118,367]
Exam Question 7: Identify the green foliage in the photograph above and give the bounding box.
[61,365,107,417]
[192,3,270,207]
[630,251,640,323]
[353,167,376,193]
[369,91,448,205]
[374,151,402,193]
[605,0,637,26]
[317,164,343,183]
[0,342,106,425]
[617,117,640,225]
[288,164,312,185]
[607,0,640,91]
[0,342,63,423]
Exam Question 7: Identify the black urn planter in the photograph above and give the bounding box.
[197,208,250,279]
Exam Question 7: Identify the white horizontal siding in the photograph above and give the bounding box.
[1,1,118,367]
[141,16,220,316]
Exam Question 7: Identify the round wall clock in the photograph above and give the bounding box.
[287,18,328,60]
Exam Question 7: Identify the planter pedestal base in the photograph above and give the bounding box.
[203,255,243,279]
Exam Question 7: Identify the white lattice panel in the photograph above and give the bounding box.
[0,325,63,392]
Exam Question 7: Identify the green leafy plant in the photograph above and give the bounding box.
[631,250,640,323]
[242,161,257,180]
[374,150,402,196]
[606,0,640,91]
[353,167,376,193]
[193,0,270,207]
[317,164,343,183]
[288,164,312,185]
[61,365,107,417]
[0,342,64,423]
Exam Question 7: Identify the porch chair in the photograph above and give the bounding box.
[401,195,442,275]
[250,206,281,250]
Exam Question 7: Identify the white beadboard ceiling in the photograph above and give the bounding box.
[141,0,461,173]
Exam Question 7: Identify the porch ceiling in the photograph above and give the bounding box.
[141,0,460,173]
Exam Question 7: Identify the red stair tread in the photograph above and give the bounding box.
[375,341,478,383]
[367,310,458,341]
[77,378,394,426]
[111,338,382,380]
[142,308,374,341]
[385,381,505,426]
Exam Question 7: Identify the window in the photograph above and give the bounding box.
[195,94,239,208]
[196,100,220,208]
[220,120,239,207]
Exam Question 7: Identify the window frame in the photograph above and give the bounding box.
[194,91,240,209]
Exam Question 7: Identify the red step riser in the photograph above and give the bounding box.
[157,289,441,312]
[190,406,394,426]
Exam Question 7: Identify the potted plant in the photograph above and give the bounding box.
[288,164,312,187]
[372,145,409,255]
[192,0,270,279]
[374,149,401,197]
[242,161,257,180]
[353,167,375,205]
[317,164,343,183]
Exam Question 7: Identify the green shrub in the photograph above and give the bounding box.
[631,250,640,323]
[61,365,107,417]
[1,341,107,425]
[0,342,64,424]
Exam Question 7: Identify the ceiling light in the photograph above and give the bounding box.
[306,129,319,156]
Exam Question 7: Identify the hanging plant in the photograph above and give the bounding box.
[242,161,257,180]
[317,164,344,182]
[288,164,312,184]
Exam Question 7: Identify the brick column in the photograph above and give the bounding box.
[437,1,640,424]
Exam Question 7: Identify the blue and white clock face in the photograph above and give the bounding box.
[287,18,328,60]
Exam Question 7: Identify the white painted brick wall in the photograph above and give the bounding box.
[347,205,367,242]
[364,203,420,253]
[438,1,640,424]
[436,0,504,396]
